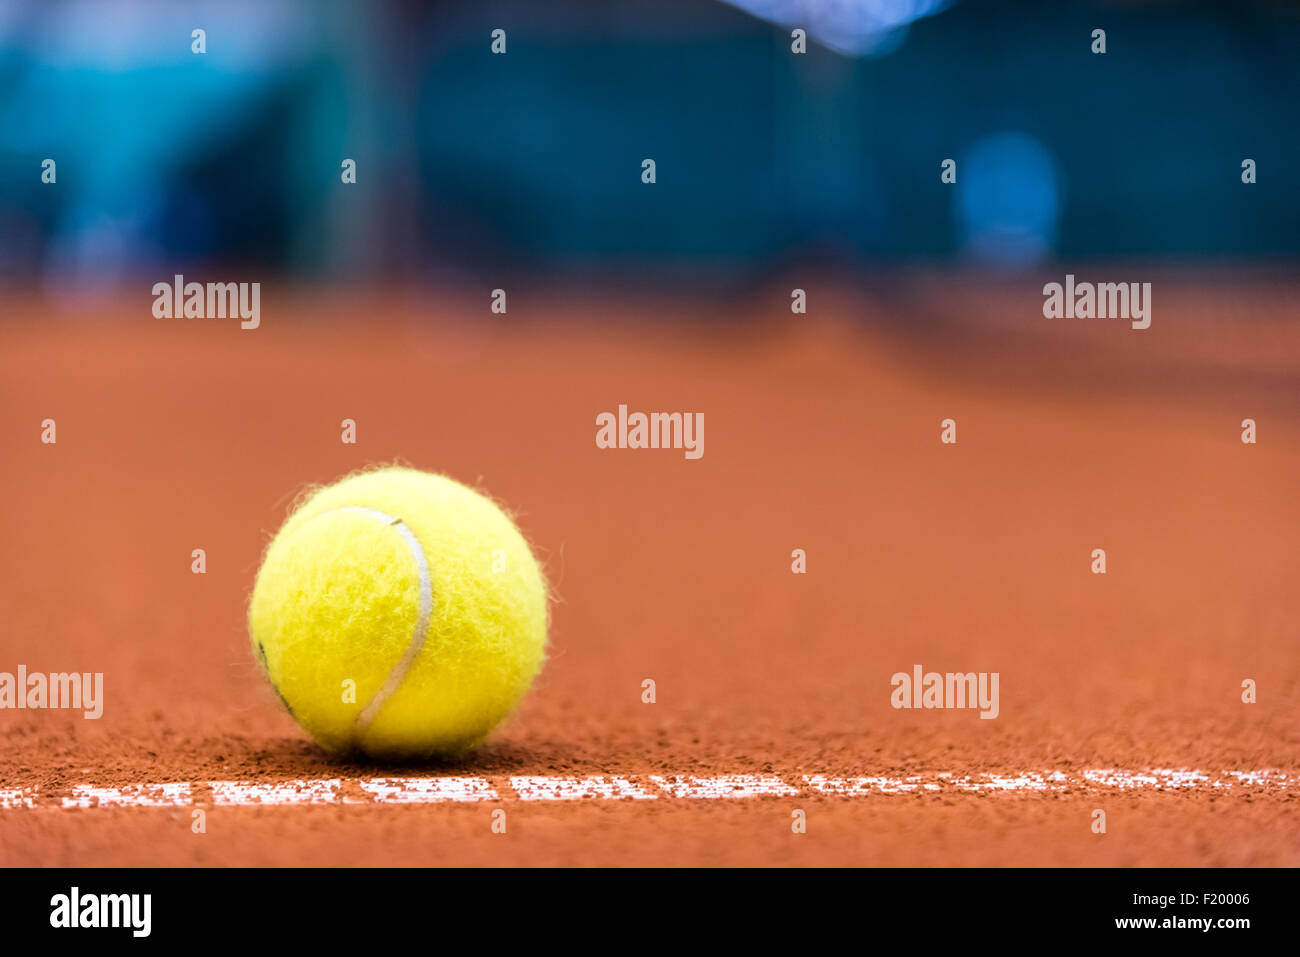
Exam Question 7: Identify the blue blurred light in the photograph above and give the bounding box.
[957,131,1061,269]
[719,0,952,56]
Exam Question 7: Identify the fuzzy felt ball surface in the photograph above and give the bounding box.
[248,467,548,759]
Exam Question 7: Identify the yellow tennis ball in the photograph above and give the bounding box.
[248,467,548,759]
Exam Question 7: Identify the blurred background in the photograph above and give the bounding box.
[2,1,1298,870]
[0,0,1297,300]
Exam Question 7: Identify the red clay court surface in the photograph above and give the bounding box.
[1,274,1297,866]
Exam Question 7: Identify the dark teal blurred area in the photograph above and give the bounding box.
[0,0,1296,289]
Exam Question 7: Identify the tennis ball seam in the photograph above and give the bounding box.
[311,506,435,747]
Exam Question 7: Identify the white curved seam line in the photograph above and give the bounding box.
[318,506,433,743]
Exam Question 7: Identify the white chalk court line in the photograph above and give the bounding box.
[1,769,1294,809]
